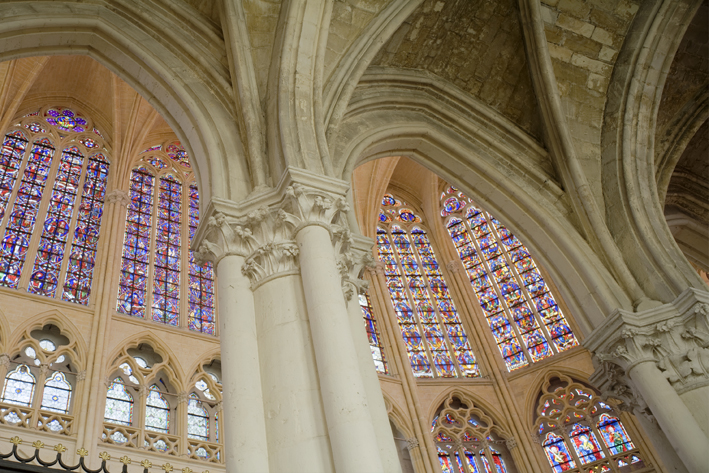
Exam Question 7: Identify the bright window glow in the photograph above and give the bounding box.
[104,378,133,426]
[187,393,209,440]
[377,194,479,378]
[358,293,388,374]
[39,339,56,352]
[145,385,170,433]
[1,365,36,406]
[41,371,72,413]
[441,186,577,371]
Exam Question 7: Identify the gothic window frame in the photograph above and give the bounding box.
[431,391,517,473]
[534,374,647,473]
[0,106,111,307]
[376,193,480,379]
[358,292,389,374]
[115,142,216,335]
[0,322,82,436]
[439,186,579,371]
[186,360,224,462]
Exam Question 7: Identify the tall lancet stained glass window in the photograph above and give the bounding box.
[116,142,215,333]
[440,186,577,371]
[0,107,110,304]
[358,293,387,374]
[377,194,479,378]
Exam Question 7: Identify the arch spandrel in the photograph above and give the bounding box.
[0,3,254,205]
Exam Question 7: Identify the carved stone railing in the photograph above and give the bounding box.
[187,439,223,463]
[143,431,179,456]
[101,423,140,449]
[0,403,74,437]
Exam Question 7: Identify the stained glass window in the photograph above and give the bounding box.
[62,153,109,304]
[1,365,36,406]
[358,293,387,374]
[116,147,216,333]
[105,378,134,426]
[0,138,55,289]
[117,168,155,317]
[151,176,182,326]
[0,109,109,304]
[187,393,209,440]
[432,394,513,473]
[535,375,645,472]
[188,185,215,334]
[166,142,190,168]
[41,371,72,413]
[28,146,84,297]
[440,186,578,371]
[145,385,170,433]
[0,132,29,221]
[377,194,479,378]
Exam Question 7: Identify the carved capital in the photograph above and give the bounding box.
[337,235,376,302]
[0,354,10,369]
[505,437,517,450]
[77,370,87,381]
[284,183,349,231]
[104,189,131,207]
[446,260,461,274]
[587,289,709,406]
[405,437,419,450]
[177,392,188,405]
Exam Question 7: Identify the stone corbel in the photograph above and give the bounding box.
[104,189,131,207]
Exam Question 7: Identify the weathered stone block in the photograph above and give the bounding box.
[572,53,612,75]
[558,0,592,18]
[557,13,595,37]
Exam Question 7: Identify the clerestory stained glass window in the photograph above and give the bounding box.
[116,147,216,332]
[187,393,209,440]
[1,365,36,406]
[145,385,170,433]
[188,185,215,334]
[0,109,110,304]
[440,186,578,371]
[104,378,134,426]
[152,175,182,326]
[358,293,387,374]
[41,371,72,414]
[377,194,479,378]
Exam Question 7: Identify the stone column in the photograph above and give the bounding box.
[196,215,270,473]
[587,288,709,473]
[288,183,383,472]
[343,238,403,473]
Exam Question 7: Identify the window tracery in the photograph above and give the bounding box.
[440,186,578,371]
[432,392,516,473]
[534,374,645,472]
[116,143,215,333]
[0,106,110,305]
[0,322,82,436]
[186,360,223,462]
[377,194,479,378]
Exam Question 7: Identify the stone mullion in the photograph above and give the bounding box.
[587,422,616,470]
[484,211,559,356]
[389,229,438,378]
[559,427,583,471]
[16,144,63,292]
[30,364,49,426]
[179,182,191,330]
[461,214,532,368]
[436,217,543,472]
[144,176,160,323]
[409,229,464,378]
[369,267,438,473]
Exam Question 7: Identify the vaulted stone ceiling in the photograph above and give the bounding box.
[370,0,544,141]
[0,56,178,167]
[667,119,709,223]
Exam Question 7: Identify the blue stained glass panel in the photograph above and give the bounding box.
[28,147,84,297]
[0,131,28,222]
[597,413,634,455]
[62,154,109,304]
[569,423,605,464]
[145,385,170,433]
[41,371,72,413]
[187,393,209,440]
[152,176,181,326]
[1,365,35,406]
[543,432,576,473]
[0,138,55,289]
[187,185,215,334]
[117,168,154,317]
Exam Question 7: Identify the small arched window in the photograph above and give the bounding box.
[1,365,36,406]
[432,393,515,473]
[0,107,110,305]
[116,144,215,333]
[41,371,72,414]
[358,293,388,374]
[440,186,577,371]
[535,375,645,472]
[187,393,209,440]
[145,385,170,433]
[377,194,479,378]
[104,378,134,426]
